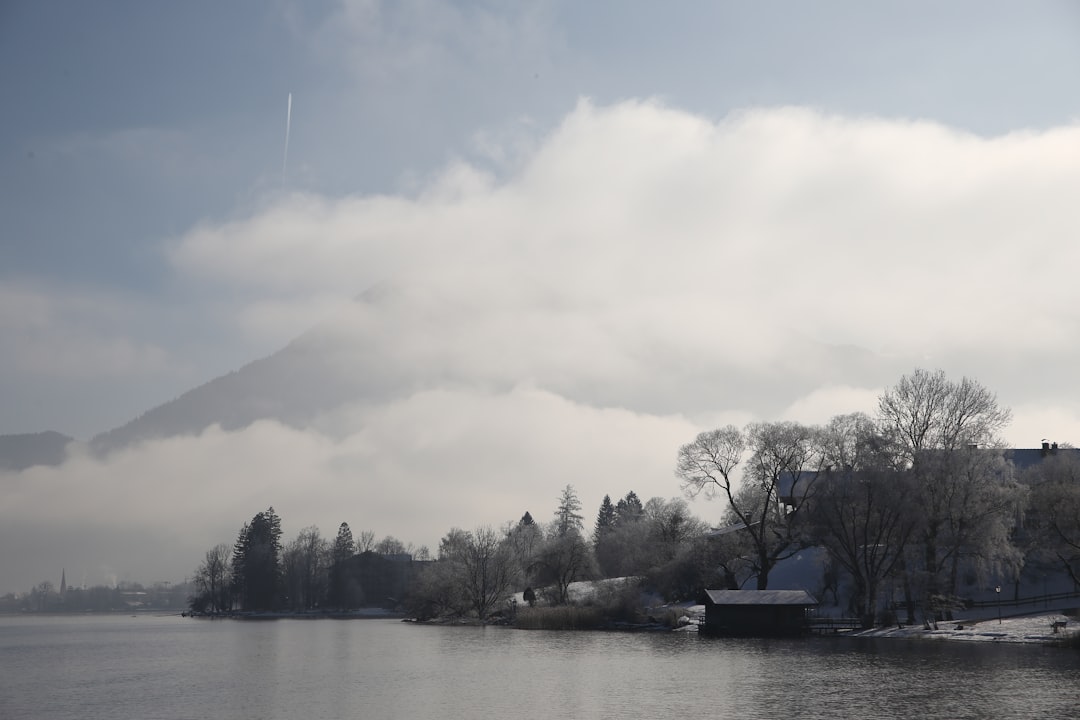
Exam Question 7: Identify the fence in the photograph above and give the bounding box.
[966,589,1080,612]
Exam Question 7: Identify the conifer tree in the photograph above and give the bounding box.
[554,485,584,537]
[594,494,616,544]
[329,522,355,608]
[231,507,284,610]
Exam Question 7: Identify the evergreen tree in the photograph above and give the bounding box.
[231,507,284,610]
[594,494,616,544]
[329,522,355,608]
[614,491,644,526]
[520,511,535,526]
[554,485,584,537]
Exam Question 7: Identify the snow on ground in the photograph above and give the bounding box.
[853,612,1076,644]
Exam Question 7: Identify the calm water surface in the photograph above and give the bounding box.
[2,614,1078,719]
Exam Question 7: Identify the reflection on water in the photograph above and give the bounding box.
[2,615,1078,719]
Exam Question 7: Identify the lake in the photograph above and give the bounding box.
[1,614,1078,719]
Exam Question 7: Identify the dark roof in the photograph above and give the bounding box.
[1006,447,1080,472]
[703,589,817,606]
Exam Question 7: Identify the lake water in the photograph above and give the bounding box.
[2,614,1078,719]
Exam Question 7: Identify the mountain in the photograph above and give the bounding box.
[27,283,890,460]
[88,327,369,456]
[0,431,73,471]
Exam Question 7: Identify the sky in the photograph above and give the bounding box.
[4,0,1080,594]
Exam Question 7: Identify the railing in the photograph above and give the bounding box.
[806,617,863,633]
[966,590,1080,611]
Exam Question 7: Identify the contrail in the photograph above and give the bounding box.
[282,92,292,185]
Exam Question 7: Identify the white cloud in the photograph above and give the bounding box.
[172,100,1080,360]
[9,99,1080,592]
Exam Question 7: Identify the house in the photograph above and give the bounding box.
[700,589,817,637]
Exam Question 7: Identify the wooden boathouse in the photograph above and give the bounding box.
[700,589,818,637]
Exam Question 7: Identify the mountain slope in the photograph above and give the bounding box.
[0,431,73,470]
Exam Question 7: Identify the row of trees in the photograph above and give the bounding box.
[406,486,716,620]
[190,508,426,613]
[188,369,1080,628]
[676,368,1080,625]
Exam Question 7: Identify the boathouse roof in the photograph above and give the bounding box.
[703,589,817,606]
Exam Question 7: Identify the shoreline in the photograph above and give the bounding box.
[845,610,1077,645]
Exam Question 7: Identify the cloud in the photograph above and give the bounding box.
[0,386,695,593]
[9,99,1080,592]
[170,99,1080,416]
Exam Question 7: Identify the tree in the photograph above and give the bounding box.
[375,535,407,556]
[532,529,595,605]
[282,526,329,610]
[677,421,821,589]
[614,491,644,526]
[408,526,516,620]
[328,522,355,608]
[355,530,377,554]
[192,543,232,613]
[593,495,616,545]
[878,369,1011,460]
[505,514,544,583]
[805,413,917,626]
[458,526,517,620]
[231,507,284,611]
[877,369,1020,608]
[594,518,651,578]
[554,485,584,537]
[808,465,918,627]
[1019,451,1080,586]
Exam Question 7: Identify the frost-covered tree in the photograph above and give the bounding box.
[677,421,821,589]
[877,369,1020,605]
[554,485,584,537]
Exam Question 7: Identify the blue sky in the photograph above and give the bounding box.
[4,1,1080,592]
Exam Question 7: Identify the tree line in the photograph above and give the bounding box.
[190,487,714,621]
[677,368,1080,626]
[190,508,429,614]
[189,368,1080,628]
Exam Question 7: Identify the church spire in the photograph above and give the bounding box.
[60,568,66,595]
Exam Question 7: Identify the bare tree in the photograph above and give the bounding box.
[355,530,377,554]
[1023,452,1080,586]
[808,465,918,626]
[677,421,821,589]
[877,369,1019,607]
[532,529,595,605]
[282,526,329,610]
[374,535,406,556]
[458,526,517,620]
[410,526,516,620]
[193,543,232,613]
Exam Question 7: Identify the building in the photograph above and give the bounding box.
[700,589,817,636]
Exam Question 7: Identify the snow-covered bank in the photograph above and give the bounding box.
[851,612,1076,645]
